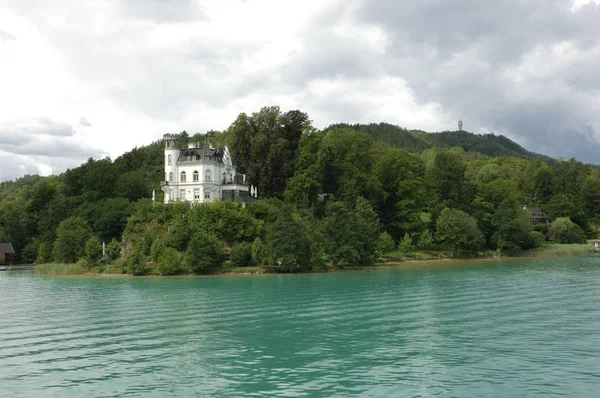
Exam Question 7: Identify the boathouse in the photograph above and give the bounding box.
[0,243,15,265]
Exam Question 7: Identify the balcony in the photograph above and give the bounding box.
[221,172,247,186]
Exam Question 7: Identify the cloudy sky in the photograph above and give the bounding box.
[1,0,600,181]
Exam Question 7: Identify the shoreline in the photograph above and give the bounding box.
[32,246,593,278]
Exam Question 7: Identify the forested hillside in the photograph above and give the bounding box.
[325,123,555,163]
[2,106,599,274]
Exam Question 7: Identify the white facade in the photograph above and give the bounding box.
[161,134,249,204]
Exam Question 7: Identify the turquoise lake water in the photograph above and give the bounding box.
[2,256,600,397]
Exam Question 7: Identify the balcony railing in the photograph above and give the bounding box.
[222,173,247,185]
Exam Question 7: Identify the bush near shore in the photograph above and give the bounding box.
[36,243,593,276]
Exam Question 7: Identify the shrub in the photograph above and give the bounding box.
[530,231,546,248]
[251,237,266,265]
[548,217,587,244]
[376,232,396,255]
[105,239,121,263]
[150,235,167,263]
[127,244,147,275]
[53,217,92,263]
[186,231,223,272]
[156,247,184,275]
[417,230,434,250]
[230,242,253,267]
[76,257,92,270]
[398,233,413,253]
[85,236,103,265]
[37,241,54,264]
[22,240,39,263]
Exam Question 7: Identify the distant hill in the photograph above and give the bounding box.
[324,123,555,163]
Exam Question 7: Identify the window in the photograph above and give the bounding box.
[168,154,172,165]
[169,172,174,182]
[204,189,211,199]
[194,188,200,200]
[180,171,186,182]
[205,169,212,181]
[180,189,186,200]
[193,170,199,182]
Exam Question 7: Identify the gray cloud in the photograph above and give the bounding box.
[345,0,600,162]
[0,152,40,182]
[79,117,91,127]
[0,117,75,139]
[0,118,107,180]
[119,0,205,23]
[0,29,16,41]
[3,0,600,179]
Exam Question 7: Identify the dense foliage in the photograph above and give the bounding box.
[1,106,599,274]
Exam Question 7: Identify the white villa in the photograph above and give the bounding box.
[161,133,251,204]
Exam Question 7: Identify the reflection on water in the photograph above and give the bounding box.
[2,256,600,397]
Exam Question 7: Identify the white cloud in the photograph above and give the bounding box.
[1,0,600,181]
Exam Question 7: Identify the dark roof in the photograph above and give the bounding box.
[177,144,225,163]
[0,243,15,254]
[524,208,551,219]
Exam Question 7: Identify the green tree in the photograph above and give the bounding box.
[430,151,472,210]
[105,238,121,263]
[251,237,267,265]
[398,233,413,253]
[127,244,147,275]
[81,157,118,201]
[373,148,425,240]
[435,208,483,255]
[548,217,587,243]
[186,231,223,272]
[491,199,534,252]
[53,217,92,263]
[376,231,396,255]
[265,208,313,272]
[417,229,434,250]
[581,174,600,220]
[317,128,376,203]
[37,241,54,263]
[230,242,253,267]
[544,194,575,220]
[321,201,353,266]
[229,107,311,198]
[156,247,184,275]
[353,197,382,265]
[85,236,103,265]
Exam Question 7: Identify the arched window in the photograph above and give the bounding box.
[205,169,212,181]
[193,170,199,182]
[167,154,172,165]
[180,171,186,182]
[169,172,174,182]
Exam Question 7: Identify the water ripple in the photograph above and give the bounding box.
[2,257,600,397]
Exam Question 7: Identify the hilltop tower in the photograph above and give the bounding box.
[458,119,463,131]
